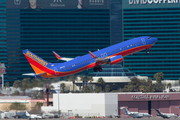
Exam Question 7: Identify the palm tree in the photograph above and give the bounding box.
[97,78,105,92]
[80,75,88,90]
[88,76,93,85]
[60,83,65,93]
[68,75,77,93]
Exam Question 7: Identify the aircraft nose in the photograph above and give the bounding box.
[152,37,158,44]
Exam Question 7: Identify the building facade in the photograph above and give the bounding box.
[123,0,180,80]
[0,0,180,84]
[41,93,180,118]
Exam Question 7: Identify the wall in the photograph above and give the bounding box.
[104,93,118,116]
[118,93,180,117]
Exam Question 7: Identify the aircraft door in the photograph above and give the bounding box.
[141,38,146,45]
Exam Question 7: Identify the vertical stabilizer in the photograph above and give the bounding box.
[25,111,30,116]
[120,107,130,115]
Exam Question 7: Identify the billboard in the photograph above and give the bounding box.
[123,0,180,8]
[7,0,110,9]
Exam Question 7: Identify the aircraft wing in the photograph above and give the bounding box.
[88,51,123,66]
[53,51,73,61]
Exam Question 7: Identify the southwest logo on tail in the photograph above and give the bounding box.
[23,36,157,78]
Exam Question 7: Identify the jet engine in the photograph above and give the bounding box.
[109,55,123,65]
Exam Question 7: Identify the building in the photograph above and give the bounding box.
[1,0,180,84]
[122,0,180,80]
[42,92,180,118]
[0,96,53,111]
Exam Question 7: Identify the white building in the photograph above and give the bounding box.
[41,93,118,117]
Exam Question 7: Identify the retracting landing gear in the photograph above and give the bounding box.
[93,66,102,72]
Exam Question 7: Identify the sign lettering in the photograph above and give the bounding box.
[131,95,169,100]
[26,51,48,67]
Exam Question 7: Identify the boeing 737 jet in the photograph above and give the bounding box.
[23,36,157,78]
[120,107,152,118]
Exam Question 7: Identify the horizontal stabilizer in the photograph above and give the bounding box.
[22,73,45,78]
[88,51,97,58]
[52,51,73,61]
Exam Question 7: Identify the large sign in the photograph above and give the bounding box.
[118,93,180,101]
[123,0,180,8]
[129,0,180,5]
[132,94,169,100]
[7,0,110,9]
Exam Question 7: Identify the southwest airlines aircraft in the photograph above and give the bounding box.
[23,36,157,78]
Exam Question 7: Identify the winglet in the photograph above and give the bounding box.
[52,51,62,60]
[88,51,96,58]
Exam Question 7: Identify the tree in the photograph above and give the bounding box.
[5,82,10,88]
[80,75,88,90]
[60,83,65,93]
[21,78,31,95]
[13,90,20,95]
[30,78,43,88]
[13,80,21,90]
[167,83,171,90]
[105,85,110,92]
[146,77,155,92]
[68,75,77,93]
[88,76,93,85]
[5,82,10,95]
[35,102,43,110]
[122,77,143,92]
[9,102,26,111]
[97,78,105,92]
[83,86,90,93]
[95,86,101,93]
[154,72,164,83]
[153,83,164,92]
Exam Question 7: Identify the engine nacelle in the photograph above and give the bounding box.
[109,55,123,65]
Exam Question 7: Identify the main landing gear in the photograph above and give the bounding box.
[93,66,102,72]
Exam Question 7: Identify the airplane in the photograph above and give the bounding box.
[42,112,55,119]
[25,111,42,119]
[120,107,152,118]
[153,109,178,118]
[22,36,157,78]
